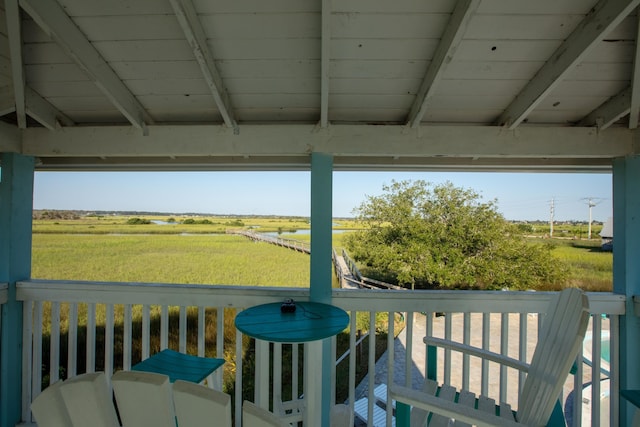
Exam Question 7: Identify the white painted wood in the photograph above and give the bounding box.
[86,303,95,373]
[444,314,452,385]
[60,372,120,427]
[49,302,60,384]
[104,304,114,380]
[368,311,376,426]
[168,0,237,132]
[255,339,269,409]
[518,313,527,393]
[481,313,489,396]
[630,14,640,129]
[5,0,26,128]
[215,307,223,389]
[405,312,414,387]
[30,379,72,427]
[500,313,509,403]
[179,305,187,353]
[496,0,640,129]
[123,304,131,370]
[173,380,232,427]
[20,124,637,161]
[462,312,470,390]
[235,324,242,427]
[112,370,175,427]
[19,0,153,129]
[579,86,631,129]
[25,86,74,129]
[67,303,77,378]
[142,304,150,360]
[348,312,356,413]
[32,301,42,396]
[407,0,479,128]
[160,305,168,350]
[386,311,394,427]
[319,0,330,128]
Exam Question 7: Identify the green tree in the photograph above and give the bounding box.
[344,180,566,290]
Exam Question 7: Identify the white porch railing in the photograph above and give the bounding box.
[16,280,625,427]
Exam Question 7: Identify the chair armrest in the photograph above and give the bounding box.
[424,336,530,373]
[389,384,522,427]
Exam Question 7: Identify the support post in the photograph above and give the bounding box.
[0,153,35,427]
[613,156,640,427]
[309,152,333,427]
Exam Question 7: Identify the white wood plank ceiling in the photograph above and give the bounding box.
[1,0,640,171]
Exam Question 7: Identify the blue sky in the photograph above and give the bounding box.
[33,171,612,222]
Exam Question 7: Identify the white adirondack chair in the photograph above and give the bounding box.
[57,372,120,427]
[242,401,290,427]
[30,380,73,427]
[173,379,232,427]
[112,370,176,427]
[390,288,590,427]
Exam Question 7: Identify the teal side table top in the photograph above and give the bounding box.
[235,301,349,343]
[132,349,224,383]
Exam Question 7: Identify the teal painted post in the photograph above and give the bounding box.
[613,156,640,427]
[0,153,35,427]
[310,152,333,427]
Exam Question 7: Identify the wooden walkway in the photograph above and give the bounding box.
[229,229,403,291]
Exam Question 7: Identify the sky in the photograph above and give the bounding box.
[33,171,613,222]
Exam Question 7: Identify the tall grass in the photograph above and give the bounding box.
[32,234,309,285]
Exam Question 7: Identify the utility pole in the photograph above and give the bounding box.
[549,198,554,238]
[581,197,604,239]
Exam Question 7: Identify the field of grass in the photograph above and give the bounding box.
[32,234,310,285]
[545,238,612,292]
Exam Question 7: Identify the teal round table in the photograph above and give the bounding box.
[235,301,349,426]
[235,301,349,343]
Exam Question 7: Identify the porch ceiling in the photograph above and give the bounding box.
[1,0,640,171]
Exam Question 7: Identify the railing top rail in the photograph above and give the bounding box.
[332,289,626,315]
[0,283,7,304]
[17,279,625,315]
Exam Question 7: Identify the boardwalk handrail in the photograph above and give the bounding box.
[227,229,310,254]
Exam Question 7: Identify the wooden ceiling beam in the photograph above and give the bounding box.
[406,0,479,128]
[578,87,631,130]
[496,0,640,129]
[629,10,640,129]
[169,0,237,133]
[5,0,26,128]
[19,0,153,131]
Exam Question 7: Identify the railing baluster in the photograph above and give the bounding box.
[86,303,96,373]
[215,307,224,389]
[481,313,490,396]
[611,314,620,427]
[49,301,60,384]
[500,312,509,403]
[367,311,376,426]
[142,304,150,360]
[592,315,602,427]
[518,312,527,394]
[444,312,452,385]
[292,343,299,401]
[32,301,42,397]
[386,311,394,427]
[462,312,470,390]
[179,306,187,353]
[273,342,282,413]
[348,311,356,413]
[235,319,243,427]
[405,311,414,387]
[67,303,77,377]
[105,303,114,380]
[160,305,168,350]
[123,304,132,370]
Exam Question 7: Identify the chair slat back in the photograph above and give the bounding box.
[112,371,176,427]
[173,380,232,427]
[518,288,590,426]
